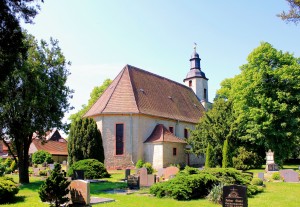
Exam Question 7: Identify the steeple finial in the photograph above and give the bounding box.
[194,42,197,52]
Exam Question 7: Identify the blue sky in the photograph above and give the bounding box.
[22,0,300,121]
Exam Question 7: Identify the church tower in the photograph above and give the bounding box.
[183,44,209,107]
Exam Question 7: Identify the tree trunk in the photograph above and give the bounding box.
[18,136,30,184]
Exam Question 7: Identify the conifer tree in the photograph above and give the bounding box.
[38,163,70,207]
[68,118,104,166]
[222,138,230,168]
[205,143,214,168]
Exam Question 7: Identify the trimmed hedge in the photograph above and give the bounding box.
[68,159,110,179]
[150,173,219,200]
[0,177,19,203]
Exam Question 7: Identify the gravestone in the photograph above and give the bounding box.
[258,172,264,180]
[69,180,90,205]
[279,169,299,182]
[127,175,140,189]
[164,166,179,180]
[157,168,164,177]
[33,168,39,176]
[223,185,248,207]
[73,170,85,180]
[139,167,148,187]
[49,164,55,170]
[62,160,67,166]
[265,150,279,172]
[146,174,156,187]
[125,169,131,180]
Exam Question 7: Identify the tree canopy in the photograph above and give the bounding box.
[278,0,300,24]
[69,79,112,123]
[0,33,73,183]
[217,42,300,165]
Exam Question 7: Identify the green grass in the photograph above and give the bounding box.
[1,166,299,207]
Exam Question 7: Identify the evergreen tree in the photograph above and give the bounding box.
[222,138,230,168]
[68,118,104,166]
[205,143,214,168]
[38,163,70,207]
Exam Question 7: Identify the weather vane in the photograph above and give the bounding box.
[193,42,197,51]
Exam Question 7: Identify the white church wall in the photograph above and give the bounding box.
[144,143,163,169]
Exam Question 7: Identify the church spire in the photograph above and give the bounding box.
[190,43,201,70]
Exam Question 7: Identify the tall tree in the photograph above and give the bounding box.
[217,42,300,165]
[69,79,112,123]
[188,99,237,166]
[278,0,300,24]
[222,138,230,168]
[0,33,73,183]
[68,118,104,166]
[0,0,43,83]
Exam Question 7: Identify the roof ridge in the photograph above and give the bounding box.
[127,65,195,91]
[126,65,140,113]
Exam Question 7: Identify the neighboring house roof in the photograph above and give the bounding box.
[30,139,68,156]
[84,65,205,123]
[32,129,67,143]
[144,124,187,144]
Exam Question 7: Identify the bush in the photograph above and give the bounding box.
[207,183,224,204]
[4,158,12,168]
[272,172,281,180]
[143,162,154,174]
[10,160,17,172]
[136,159,144,168]
[0,177,19,203]
[205,143,214,168]
[32,150,53,164]
[182,166,201,175]
[252,178,263,186]
[39,163,70,207]
[232,147,262,170]
[150,173,219,200]
[68,159,110,179]
[247,184,264,197]
[0,163,5,176]
[39,170,48,176]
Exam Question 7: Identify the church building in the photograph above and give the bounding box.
[84,47,209,169]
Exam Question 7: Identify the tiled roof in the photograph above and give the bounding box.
[144,124,186,143]
[31,139,68,156]
[84,65,204,123]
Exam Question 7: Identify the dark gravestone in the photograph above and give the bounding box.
[279,169,299,182]
[125,169,131,180]
[127,175,140,189]
[267,163,279,171]
[258,172,264,180]
[73,170,85,180]
[223,185,248,207]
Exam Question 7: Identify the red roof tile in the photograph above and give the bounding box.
[31,139,68,156]
[84,65,204,123]
[144,124,186,143]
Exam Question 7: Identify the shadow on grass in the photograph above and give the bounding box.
[0,195,26,205]
[19,180,44,192]
[90,181,127,194]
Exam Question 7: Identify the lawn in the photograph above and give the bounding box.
[1,167,299,207]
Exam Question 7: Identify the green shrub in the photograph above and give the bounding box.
[5,168,12,174]
[201,168,252,185]
[182,166,201,175]
[207,183,224,204]
[252,178,263,186]
[143,162,154,174]
[0,177,19,203]
[4,158,12,168]
[39,170,48,176]
[272,172,281,180]
[0,163,5,176]
[10,160,17,172]
[68,159,110,179]
[136,159,144,168]
[232,147,262,170]
[32,150,53,164]
[150,173,219,200]
[247,184,264,197]
[205,143,214,168]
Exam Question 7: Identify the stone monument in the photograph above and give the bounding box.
[265,149,279,172]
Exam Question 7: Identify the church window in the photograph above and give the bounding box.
[173,148,177,156]
[189,80,192,87]
[204,88,207,100]
[184,128,188,138]
[169,126,174,134]
[116,124,124,155]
